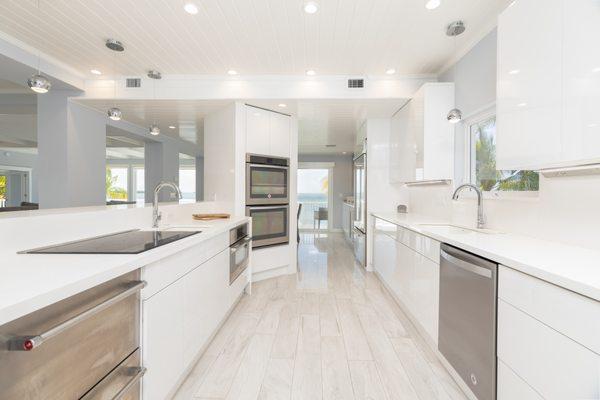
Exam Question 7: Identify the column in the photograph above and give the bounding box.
[37,91,106,209]
[144,141,179,203]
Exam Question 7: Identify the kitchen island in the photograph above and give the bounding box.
[0,201,251,400]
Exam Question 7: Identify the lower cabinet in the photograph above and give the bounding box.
[373,218,440,344]
[142,278,186,400]
[142,245,243,400]
[497,266,600,399]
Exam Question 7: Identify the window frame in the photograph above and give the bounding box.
[461,107,539,200]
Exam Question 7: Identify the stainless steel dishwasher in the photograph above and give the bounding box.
[439,244,498,400]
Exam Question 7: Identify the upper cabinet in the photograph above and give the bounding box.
[497,0,600,170]
[246,105,291,158]
[389,83,455,183]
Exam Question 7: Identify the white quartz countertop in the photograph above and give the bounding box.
[372,212,600,302]
[0,216,250,326]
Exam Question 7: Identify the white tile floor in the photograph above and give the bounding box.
[173,232,468,400]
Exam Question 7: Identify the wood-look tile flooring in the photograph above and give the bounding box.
[173,233,468,400]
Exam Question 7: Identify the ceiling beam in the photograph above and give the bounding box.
[81,74,436,101]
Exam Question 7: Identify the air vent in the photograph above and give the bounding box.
[126,78,141,88]
[325,144,337,148]
[347,79,364,88]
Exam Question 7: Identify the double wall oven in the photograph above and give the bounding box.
[245,154,290,248]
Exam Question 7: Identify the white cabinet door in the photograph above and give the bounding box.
[389,103,414,183]
[422,84,454,181]
[497,360,543,400]
[246,106,270,155]
[182,250,229,367]
[269,112,291,158]
[142,278,185,400]
[562,0,600,164]
[498,300,600,399]
[410,253,439,344]
[496,0,564,170]
[373,227,397,284]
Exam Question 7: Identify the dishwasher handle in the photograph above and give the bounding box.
[440,248,494,279]
[11,280,146,351]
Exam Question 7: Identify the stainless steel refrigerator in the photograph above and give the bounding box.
[352,152,366,268]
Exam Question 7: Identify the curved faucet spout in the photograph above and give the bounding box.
[152,181,183,228]
[452,184,485,229]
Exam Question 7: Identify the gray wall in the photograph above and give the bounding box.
[298,154,354,230]
[37,92,106,209]
[439,29,497,185]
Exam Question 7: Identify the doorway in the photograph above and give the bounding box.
[0,166,32,208]
[297,164,333,231]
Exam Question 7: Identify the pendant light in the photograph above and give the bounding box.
[27,0,51,94]
[147,70,162,135]
[106,39,124,121]
[446,21,466,124]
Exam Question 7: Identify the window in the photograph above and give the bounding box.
[106,167,128,201]
[134,167,145,204]
[178,168,196,202]
[0,175,6,207]
[467,114,539,192]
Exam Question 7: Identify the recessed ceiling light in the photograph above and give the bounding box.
[306,69,316,76]
[342,151,347,155]
[184,3,199,14]
[593,67,600,73]
[517,102,527,107]
[278,103,287,108]
[90,69,102,75]
[227,69,238,75]
[304,2,318,14]
[425,0,440,10]
[509,69,520,75]
[386,68,396,75]
[169,125,176,129]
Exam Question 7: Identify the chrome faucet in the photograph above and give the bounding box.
[152,181,183,228]
[452,184,485,229]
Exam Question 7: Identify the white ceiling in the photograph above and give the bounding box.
[0,0,510,77]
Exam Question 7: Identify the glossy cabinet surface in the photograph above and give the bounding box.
[498,299,600,399]
[372,217,440,344]
[246,105,291,157]
[497,0,600,169]
[389,83,454,183]
[498,266,600,399]
[246,106,271,155]
[142,232,245,400]
[143,277,185,400]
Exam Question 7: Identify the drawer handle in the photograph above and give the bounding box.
[12,280,146,351]
[111,367,146,400]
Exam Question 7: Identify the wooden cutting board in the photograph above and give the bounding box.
[192,213,231,221]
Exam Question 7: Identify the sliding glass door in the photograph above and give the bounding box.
[297,168,331,231]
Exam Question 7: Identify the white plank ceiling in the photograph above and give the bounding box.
[0,0,510,77]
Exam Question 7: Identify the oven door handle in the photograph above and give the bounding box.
[247,205,289,211]
[231,237,252,254]
[11,280,147,351]
[248,163,289,170]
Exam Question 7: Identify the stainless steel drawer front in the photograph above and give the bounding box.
[0,270,142,400]
[439,244,498,400]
